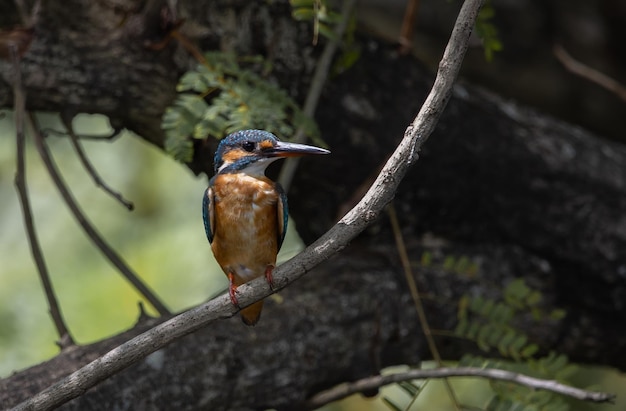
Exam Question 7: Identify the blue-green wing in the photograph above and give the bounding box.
[276,184,288,251]
[202,182,215,244]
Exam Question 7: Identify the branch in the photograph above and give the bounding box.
[387,204,459,408]
[11,0,484,409]
[60,114,135,210]
[28,114,171,317]
[305,367,616,409]
[10,44,74,348]
[554,44,626,103]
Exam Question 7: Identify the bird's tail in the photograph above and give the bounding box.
[240,300,264,326]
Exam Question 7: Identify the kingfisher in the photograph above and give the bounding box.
[203,129,330,325]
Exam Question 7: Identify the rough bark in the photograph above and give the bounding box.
[1,0,626,410]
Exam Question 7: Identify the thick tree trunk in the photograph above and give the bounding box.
[1,0,625,409]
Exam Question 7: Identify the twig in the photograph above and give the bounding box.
[277,0,357,192]
[553,44,626,103]
[13,0,30,27]
[11,1,484,409]
[10,44,75,349]
[399,0,420,52]
[28,113,171,317]
[60,114,134,210]
[387,204,460,410]
[305,366,615,408]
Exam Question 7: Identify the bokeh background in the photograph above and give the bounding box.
[1,114,624,410]
[0,113,305,377]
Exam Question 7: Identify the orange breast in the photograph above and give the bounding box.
[211,173,280,284]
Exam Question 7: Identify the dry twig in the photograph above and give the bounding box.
[60,114,134,210]
[305,367,616,409]
[28,113,171,317]
[387,204,460,409]
[10,44,75,349]
[399,0,420,52]
[554,44,626,103]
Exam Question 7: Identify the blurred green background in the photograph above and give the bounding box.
[0,113,623,410]
[0,112,304,377]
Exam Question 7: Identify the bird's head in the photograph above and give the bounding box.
[213,129,330,176]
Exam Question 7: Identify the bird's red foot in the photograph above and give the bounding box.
[265,265,275,291]
[227,272,240,308]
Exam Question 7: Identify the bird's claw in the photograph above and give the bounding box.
[265,265,275,291]
[227,272,240,308]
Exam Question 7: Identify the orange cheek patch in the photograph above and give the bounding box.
[221,148,247,165]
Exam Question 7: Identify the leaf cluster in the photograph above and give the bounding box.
[420,251,480,277]
[456,279,574,411]
[475,0,503,61]
[383,270,574,411]
[290,0,360,75]
[161,52,319,163]
[290,0,344,43]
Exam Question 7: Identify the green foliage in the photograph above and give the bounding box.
[290,0,361,74]
[382,396,405,411]
[161,52,320,163]
[383,379,425,411]
[475,0,503,61]
[381,273,575,411]
[455,279,575,411]
[420,251,479,276]
[461,353,574,411]
[455,279,564,360]
[290,0,343,44]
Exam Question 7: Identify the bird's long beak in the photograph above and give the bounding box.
[267,141,330,157]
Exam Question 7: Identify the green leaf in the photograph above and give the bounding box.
[291,8,316,21]
[526,290,542,306]
[443,255,456,271]
[457,295,469,320]
[486,395,513,411]
[381,397,404,411]
[547,353,568,373]
[290,0,315,7]
[491,303,513,323]
[486,324,504,348]
[480,298,495,317]
[555,363,577,381]
[467,320,480,340]
[497,330,516,357]
[420,251,433,267]
[509,335,528,360]
[469,296,485,313]
[477,324,492,351]
[520,343,539,359]
[397,380,421,396]
[549,309,566,320]
[504,278,531,308]
[454,255,472,274]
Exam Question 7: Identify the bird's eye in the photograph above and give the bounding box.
[242,141,256,152]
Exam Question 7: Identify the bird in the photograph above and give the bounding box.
[203,129,330,325]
